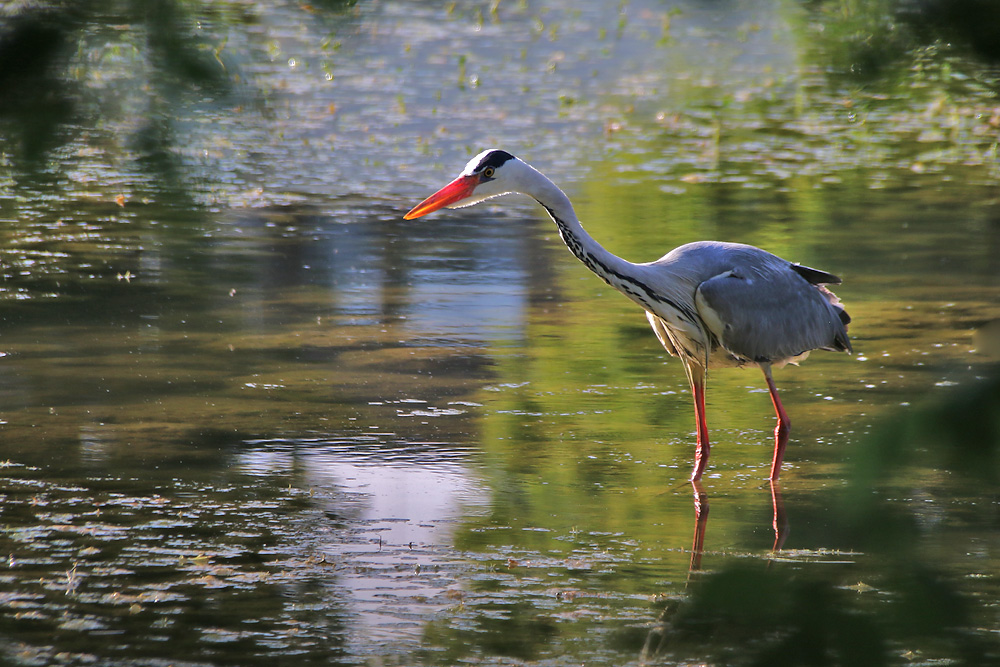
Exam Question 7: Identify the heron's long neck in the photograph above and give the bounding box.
[528,176,640,292]
[521,166,699,327]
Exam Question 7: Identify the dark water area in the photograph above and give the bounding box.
[0,1,999,665]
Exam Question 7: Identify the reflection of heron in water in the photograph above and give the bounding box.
[686,481,788,573]
[646,481,790,663]
[406,149,852,481]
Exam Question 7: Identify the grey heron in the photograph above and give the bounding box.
[404,149,851,481]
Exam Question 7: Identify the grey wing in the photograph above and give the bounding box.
[694,263,851,364]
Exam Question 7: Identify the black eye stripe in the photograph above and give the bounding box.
[476,149,515,172]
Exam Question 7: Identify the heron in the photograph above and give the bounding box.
[404,149,851,481]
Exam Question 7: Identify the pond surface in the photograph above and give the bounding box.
[0,1,999,665]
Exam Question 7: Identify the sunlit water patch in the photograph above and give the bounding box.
[0,435,495,665]
[233,435,492,657]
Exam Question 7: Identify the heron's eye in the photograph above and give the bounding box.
[482,167,495,179]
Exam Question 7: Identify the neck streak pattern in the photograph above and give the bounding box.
[542,205,699,326]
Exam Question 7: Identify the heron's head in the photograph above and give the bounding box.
[404,149,522,219]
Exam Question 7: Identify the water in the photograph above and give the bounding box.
[0,1,999,665]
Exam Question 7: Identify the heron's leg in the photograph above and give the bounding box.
[689,372,710,482]
[761,365,790,481]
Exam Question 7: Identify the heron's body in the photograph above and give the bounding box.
[405,149,851,481]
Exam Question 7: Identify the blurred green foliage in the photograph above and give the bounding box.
[644,375,1000,665]
[807,0,1000,78]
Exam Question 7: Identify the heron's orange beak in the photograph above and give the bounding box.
[403,175,479,220]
